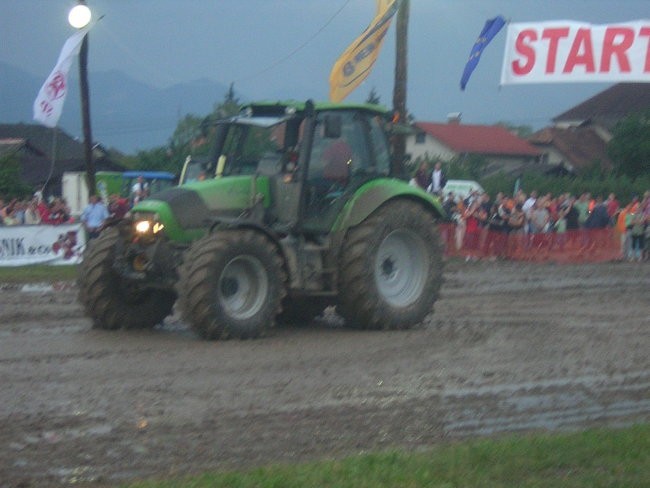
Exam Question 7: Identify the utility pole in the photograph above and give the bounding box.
[392,0,409,177]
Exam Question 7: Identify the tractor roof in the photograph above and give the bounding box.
[242,100,391,118]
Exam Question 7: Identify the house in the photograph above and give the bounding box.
[528,83,650,174]
[528,126,613,175]
[0,123,124,196]
[552,82,650,134]
[405,116,542,176]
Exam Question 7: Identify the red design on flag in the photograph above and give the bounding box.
[46,72,67,101]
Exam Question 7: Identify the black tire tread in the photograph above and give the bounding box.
[337,200,443,330]
[177,229,286,340]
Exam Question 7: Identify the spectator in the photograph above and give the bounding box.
[24,199,41,225]
[528,200,550,248]
[108,194,130,220]
[131,175,148,205]
[629,210,646,262]
[3,205,20,225]
[573,192,591,228]
[462,200,482,260]
[585,196,610,229]
[45,198,71,225]
[80,194,109,239]
[606,193,620,221]
[412,162,431,190]
[522,190,537,214]
[427,161,447,196]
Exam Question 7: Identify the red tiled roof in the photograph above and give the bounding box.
[414,122,541,157]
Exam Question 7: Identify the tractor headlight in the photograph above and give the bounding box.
[133,213,164,236]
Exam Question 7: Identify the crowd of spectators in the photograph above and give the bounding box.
[441,188,650,262]
[0,193,132,228]
[0,194,74,226]
[3,183,650,261]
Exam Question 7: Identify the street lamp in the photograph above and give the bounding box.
[68,1,96,196]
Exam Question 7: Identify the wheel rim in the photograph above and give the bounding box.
[217,255,269,320]
[374,229,428,308]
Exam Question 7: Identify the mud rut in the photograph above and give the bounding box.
[1,261,648,487]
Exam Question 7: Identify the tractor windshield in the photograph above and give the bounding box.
[215,115,302,177]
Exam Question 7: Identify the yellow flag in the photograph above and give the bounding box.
[329,0,399,103]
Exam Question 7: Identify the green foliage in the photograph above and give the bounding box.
[478,170,649,204]
[125,84,245,175]
[365,87,381,105]
[445,154,488,180]
[0,154,32,199]
[125,424,650,488]
[608,110,650,179]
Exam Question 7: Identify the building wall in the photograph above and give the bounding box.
[405,134,456,162]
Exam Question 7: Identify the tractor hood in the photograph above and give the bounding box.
[132,175,271,242]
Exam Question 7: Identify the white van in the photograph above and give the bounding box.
[443,179,484,201]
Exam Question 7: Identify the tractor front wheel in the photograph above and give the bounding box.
[78,227,176,330]
[177,230,286,340]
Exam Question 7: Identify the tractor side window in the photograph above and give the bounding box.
[367,116,391,176]
[308,111,369,189]
[221,124,283,175]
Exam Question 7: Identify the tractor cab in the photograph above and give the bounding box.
[178,101,394,233]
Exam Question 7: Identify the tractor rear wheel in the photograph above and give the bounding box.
[78,227,176,330]
[337,200,443,330]
[177,229,286,340]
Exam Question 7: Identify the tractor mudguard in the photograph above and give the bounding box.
[332,178,446,233]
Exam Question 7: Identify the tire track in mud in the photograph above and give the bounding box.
[0,262,649,486]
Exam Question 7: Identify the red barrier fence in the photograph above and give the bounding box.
[439,223,622,263]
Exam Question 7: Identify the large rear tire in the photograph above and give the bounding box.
[177,230,286,340]
[78,227,176,330]
[337,200,443,329]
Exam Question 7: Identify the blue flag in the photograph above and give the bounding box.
[460,15,506,91]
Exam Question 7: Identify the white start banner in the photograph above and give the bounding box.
[0,224,86,267]
[500,20,650,84]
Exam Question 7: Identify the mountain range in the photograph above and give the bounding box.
[0,61,230,154]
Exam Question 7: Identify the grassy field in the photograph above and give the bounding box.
[0,264,78,283]
[126,424,649,488]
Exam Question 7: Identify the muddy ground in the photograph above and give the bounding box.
[0,260,648,487]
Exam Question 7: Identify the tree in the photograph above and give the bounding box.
[366,87,381,105]
[608,111,650,179]
[0,154,31,199]
[127,84,245,174]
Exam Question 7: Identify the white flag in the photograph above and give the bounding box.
[33,27,90,128]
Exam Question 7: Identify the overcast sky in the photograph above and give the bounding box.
[2,0,649,131]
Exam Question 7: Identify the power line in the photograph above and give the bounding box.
[234,0,353,83]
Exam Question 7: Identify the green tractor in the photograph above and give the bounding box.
[78,100,445,340]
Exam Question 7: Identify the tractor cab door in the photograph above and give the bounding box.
[302,110,390,233]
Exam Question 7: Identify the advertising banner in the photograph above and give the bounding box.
[501,20,650,84]
[0,224,86,267]
[329,0,399,102]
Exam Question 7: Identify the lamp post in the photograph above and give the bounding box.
[68,1,96,196]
